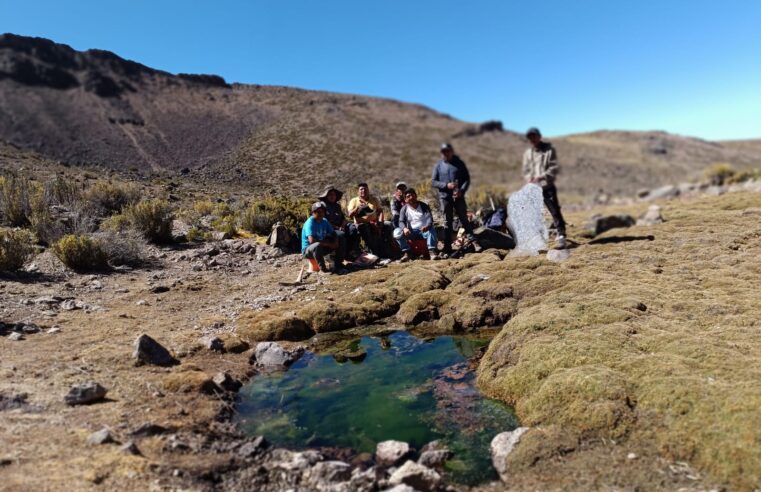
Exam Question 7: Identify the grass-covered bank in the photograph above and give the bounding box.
[477,191,761,490]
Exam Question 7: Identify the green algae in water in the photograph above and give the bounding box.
[236,331,519,485]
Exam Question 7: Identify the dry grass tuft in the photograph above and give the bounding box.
[0,228,35,272]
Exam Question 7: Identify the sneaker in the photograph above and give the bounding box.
[556,236,567,249]
[429,251,442,260]
[398,252,411,263]
[471,240,484,253]
[378,258,392,266]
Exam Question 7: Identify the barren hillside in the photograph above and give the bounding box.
[1,33,760,200]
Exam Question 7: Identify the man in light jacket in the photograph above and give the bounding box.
[522,127,567,248]
[431,143,481,255]
[393,188,441,262]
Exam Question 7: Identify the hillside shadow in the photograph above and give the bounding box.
[588,235,655,245]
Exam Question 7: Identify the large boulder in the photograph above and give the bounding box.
[388,460,441,492]
[507,184,548,255]
[641,184,679,201]
[251,342,304,369]
[584,214,635,237]
[491,427,529,482]
[133,334,178,367]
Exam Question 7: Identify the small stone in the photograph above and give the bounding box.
[60,299,85,311]
[64,382,108,406]
[375,440,411,466]
[637,205,665,226]
[491,427,529,482]
[418,449,452,468]
[388,460,441,492]
[47,327,61,334]
[21,323,41,334]
[119,441,141,456]
[627,452,638,460]
[546,249,571,262]
[130,423,169,437]
[87,428,116,445]
[136,300,148,306]
[308,460,352,484]
[206,336,225,352]
[213,372,242,392]
[237,436,268,457]
[90,280,103,290]
[150,285,170,294]
[251,342,304,369]
[383,485,416,492]
[133,334,178,367]
[8,332,24,341]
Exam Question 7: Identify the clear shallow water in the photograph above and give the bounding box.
[235,331,518,485]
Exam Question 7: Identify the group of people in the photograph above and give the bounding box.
[301,127,567,274]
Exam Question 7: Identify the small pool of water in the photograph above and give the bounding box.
[235,331,518,485]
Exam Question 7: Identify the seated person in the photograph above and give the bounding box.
[318,185,358,258]
[393,188,441,262]
[301,201,345,274]
[390,181,408,228]
[347,182,393,258]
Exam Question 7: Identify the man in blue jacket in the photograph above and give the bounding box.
[431,143,481,255]
[393,188,442,262]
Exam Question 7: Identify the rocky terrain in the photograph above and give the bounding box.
[3,32,761,492]
[2,180,761,490]
[2,33,761,200]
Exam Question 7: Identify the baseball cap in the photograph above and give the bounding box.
[311,201,326,212]
[395,181,408,190]
[525,127,541,138]
[440,143,453,151]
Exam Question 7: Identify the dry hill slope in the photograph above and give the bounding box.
[2,33,760,200]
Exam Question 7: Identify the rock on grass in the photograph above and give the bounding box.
[64,382,108,405]
[133,334,179,367]
[491,427,529,482]
[388,460,441,492]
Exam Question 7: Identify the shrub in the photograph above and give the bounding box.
[211,216,237,238]
[704,163,736,186]
[84,181,140,216]
[0,173,33,227]
[52,234,108,272]
[0,229,34,272]
[44,176,82,208]
[186,227,212,242]
[240,196,311,235]
[93,230,147,267]
[123,199,174,244]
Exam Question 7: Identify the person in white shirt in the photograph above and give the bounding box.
[393,188,441,262]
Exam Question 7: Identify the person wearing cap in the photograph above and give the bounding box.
[393,188,441,262]
[347,182,392,257]
[522,127,567,248]
[431,143,481,255]
[318,185,359,258]
[390,181,408,228]
[301,201,345,274]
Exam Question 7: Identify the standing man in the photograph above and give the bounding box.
[522,127,567,248]
[431,143,481,255]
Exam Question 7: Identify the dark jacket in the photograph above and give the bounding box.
[431,155,471,200]
[324,201,346,229]
[391,196,404,227]
[398,201,434,231]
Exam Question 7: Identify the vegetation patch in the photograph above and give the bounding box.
[0,228,35,272]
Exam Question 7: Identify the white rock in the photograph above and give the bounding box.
[491,427,529,482]
[253,342,304,369]
[637,205,664,226]
[375,440,411,466]
[388,460,440,492]
[546,249,571,262]
[507,184,548,255]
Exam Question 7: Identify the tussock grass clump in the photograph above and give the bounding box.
[123,199,174,244]
[704,163,736,185]
[92,230,147,267]
[52,234,108,272]
[0,228,34,272]
[84,181,140,215]
[0,173,33,227]
[239,196,311,235]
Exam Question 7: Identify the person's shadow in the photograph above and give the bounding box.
[588,235,655,245]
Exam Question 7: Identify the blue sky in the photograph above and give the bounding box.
[2,0,760,140]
